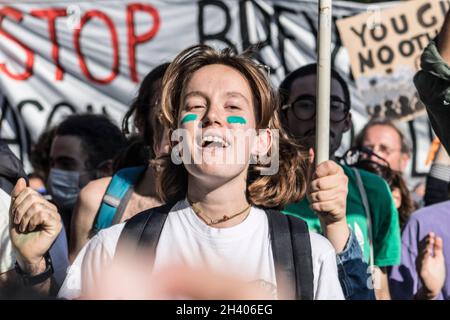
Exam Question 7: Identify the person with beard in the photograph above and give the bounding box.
[279,64,401,300]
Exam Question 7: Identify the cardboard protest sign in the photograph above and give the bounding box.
[337,0,450,79]
[335,0,449,127]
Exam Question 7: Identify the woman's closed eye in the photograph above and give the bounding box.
[186,104,206,111]
[225,105,241,110]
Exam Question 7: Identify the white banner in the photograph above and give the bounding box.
[1,0,445,186]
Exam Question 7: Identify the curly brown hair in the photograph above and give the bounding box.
[156,44,311,209]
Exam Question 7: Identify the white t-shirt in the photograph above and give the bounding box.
[58,200,344,300]
[0,188,15,274]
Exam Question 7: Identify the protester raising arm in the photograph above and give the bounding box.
[307,154,375,300]
[9,178,61,295]
[279,64,395,300]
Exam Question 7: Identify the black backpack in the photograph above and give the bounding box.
[115,202,314,300]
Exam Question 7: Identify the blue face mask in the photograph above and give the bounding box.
[47,168,81,213]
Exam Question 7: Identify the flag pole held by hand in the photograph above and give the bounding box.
[316,0,332,165]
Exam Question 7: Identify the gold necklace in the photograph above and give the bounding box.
[188,199,251,226]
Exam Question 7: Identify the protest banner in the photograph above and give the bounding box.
[0,0,440,186]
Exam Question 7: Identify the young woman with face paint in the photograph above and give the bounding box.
[54,45,350,300]
[11,45,348,299]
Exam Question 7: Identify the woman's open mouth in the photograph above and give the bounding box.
[201,135,230,148]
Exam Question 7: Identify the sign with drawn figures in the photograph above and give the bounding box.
[337,0,449,79]
[337,0,449,128]
[1,0,447,185]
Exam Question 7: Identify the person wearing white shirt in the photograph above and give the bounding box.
[12,44,348,300]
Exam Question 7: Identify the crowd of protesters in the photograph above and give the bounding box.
[0,9,449,301]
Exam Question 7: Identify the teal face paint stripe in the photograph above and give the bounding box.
[181,114,198,124]
[227,116,246,124]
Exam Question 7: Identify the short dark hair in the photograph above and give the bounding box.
[354,119,411,155]
[56,114,127,170]
[279,63,351,108]
[122,63,170,155]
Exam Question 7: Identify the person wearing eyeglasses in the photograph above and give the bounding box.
[353,120,429,207]
[354,120,411,173]
[279,66,351,157]
[279,64,401,300]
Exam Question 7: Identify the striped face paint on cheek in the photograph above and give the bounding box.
[181,114,198,124]
[227,116,247,125]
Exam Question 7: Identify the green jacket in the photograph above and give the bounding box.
[414,41,450,152]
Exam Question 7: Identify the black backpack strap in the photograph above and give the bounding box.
[266,209,296,299]
[114,202,175,269]
[266,209,314,300]
[0,177,14,195]
[286,214,314,300]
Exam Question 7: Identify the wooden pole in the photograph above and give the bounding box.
[316,0,332,165]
